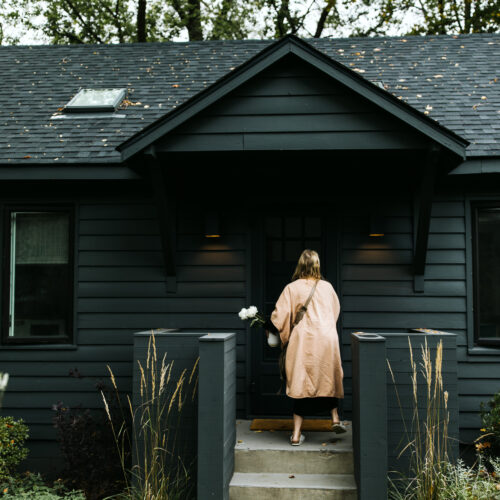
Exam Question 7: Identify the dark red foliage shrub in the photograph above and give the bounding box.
[52,374,132,500]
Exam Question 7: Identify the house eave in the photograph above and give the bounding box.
[449,157,500,175]
[0,164,140,180]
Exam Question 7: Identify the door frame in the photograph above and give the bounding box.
[246,201,342,418]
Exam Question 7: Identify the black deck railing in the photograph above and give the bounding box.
[351,329,458,500]
[132,329,236,500]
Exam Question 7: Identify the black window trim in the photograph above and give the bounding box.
[2,204,75,345]
[471,199,500,347]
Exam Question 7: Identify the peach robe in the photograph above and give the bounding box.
[270,278,344,399]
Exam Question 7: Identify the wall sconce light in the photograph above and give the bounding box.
[204,211,221,238]
[369,214,384,237]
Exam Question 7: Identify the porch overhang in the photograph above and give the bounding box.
[117,35,470,293]
[117,35,469,162]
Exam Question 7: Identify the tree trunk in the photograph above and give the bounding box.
[185,0,203,40]
[137,0,147,42]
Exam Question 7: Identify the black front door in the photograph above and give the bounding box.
[251,211,339,416]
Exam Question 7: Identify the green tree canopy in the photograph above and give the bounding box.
[0,0,499,45]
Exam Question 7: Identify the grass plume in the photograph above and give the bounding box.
[101,330,198,500]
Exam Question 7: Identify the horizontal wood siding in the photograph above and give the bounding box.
[0,197,247,474]
[340,191,491,444]
[156,55,427,153]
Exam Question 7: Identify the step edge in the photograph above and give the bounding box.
[229,472,358,491]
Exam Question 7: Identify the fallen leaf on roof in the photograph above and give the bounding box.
[237,440,243,443]
[433,74,443,78]
[172,84,179,88]
[23,155,31,159]
[121,99,142,107]
[289,475,295,479]
[481,96,487,100]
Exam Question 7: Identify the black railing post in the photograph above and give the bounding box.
[351,332,388,500]
[198,333,237,500]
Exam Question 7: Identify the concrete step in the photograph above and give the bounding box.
[229,472,358,500]
[234,419,354,474]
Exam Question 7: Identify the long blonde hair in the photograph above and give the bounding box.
[292,249,322,281]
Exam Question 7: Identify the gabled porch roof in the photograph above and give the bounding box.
[117,35,469,162]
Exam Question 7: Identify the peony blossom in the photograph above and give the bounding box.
[238,308,248,320]
[238,305,266,329]
[0,373,8,391]
[246,306,258,318]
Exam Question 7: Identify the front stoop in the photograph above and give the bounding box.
[229,420,358,500]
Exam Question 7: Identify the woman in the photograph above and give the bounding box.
[266,249,346,446]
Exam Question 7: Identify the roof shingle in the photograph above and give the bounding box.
[0,33,498,164]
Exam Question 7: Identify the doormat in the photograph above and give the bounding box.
[250,419,333,432]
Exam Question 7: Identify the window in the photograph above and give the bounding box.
[2,207,74,344]
[65,88,126,113]
[471,201,500,347]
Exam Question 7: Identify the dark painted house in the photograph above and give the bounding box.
[0,33,500,477]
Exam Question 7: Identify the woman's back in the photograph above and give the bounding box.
[271,278,344,399]
[288,278,340,330]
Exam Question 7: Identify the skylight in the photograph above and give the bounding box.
[65,88,126,113]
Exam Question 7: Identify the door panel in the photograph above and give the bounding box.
[251,212,337,416]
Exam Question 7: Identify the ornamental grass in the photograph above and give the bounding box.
[101,331,198,500]
[387,337,452,499]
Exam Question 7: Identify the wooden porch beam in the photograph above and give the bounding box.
[413,146,440,292]
[146,149,177,293]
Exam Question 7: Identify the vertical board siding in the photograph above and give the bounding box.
[0,198,247,474]
[340,192,489,444]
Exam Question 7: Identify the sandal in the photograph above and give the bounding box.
[290,434,305,446]
[331,420,347,434]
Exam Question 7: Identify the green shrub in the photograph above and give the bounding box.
[0,470,85,499]
[476,391,500,463]
[439,456,500,499]
[0,417,29,483]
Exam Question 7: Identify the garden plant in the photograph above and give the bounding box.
[51,376,130,500]
[387,338,500,499]
[101,330,199,500]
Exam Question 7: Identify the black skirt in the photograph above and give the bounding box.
[289,396,338,417]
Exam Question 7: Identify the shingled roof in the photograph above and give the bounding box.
[0,33,498,164]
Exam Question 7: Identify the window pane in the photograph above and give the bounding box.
[66,88,125,111]
[304,217,322,237]
[477,208,500,339]
[9,212,70,339]
[284,240,302,262]
[284,217,301,238]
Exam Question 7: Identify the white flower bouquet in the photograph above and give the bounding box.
[238,306,280,347]
[0,372,9,408]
